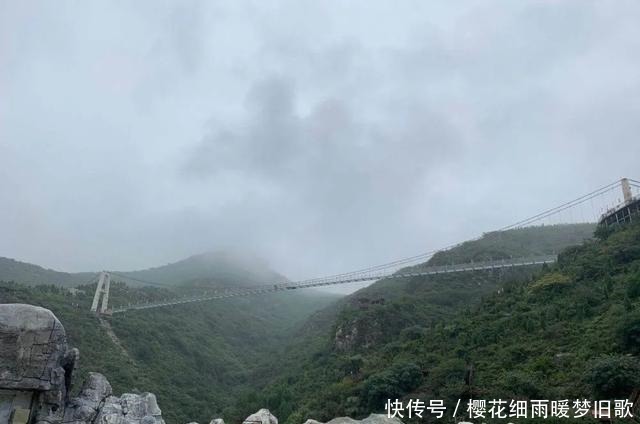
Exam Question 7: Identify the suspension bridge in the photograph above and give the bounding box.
[90,178,640,316]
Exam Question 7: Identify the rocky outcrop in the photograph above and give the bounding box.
[62,372,112,424]
[238,409,401,424]
[0,303,165,424]
[0,303,78,424]
[334,317,384,352]
[96,392,165,424]
[303,414,403,424]
[243,408,278,424]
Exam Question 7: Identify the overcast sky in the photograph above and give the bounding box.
[1,1,640,281]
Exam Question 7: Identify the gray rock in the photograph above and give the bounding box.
[324,418,360,424]
[0,303,167,424]
[0,303,78,424]
[209,419,225,424]
[361,414,404,424]
[243,408,278,424]
[312,414,403,424]
[0,303,74,390]
[62,372,112,424]
[96,392,165,424]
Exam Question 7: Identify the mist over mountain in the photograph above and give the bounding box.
[3,221,640,424]
[0,257,96,287]
[2,2,640,424]
[0,250,287,289]
[114,250,288,287]
[0,249,338,424]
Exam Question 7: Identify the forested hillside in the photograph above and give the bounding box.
[6,222,633,424]
[0,250,285,288]
[114,251,287,287]
[0,267,339,423]
[0,257,96,287]
[234,223,640,423]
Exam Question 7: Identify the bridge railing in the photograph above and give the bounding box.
[111,255,557,314]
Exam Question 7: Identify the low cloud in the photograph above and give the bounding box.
[1,1,640,280]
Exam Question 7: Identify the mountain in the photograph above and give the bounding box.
[240,223,614,423]
[0,280,340,423]
[0,251,338,424]
[5,222,629,424]
[0,250,286,289]
[0,256,96,287]
[113,250,287,288]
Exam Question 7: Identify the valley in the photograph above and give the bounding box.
[5,221,636,424]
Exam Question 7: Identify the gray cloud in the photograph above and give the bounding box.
[1,1,640,282]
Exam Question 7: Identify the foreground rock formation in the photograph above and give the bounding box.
[243,408,278,424]
[302,414,403,424]
[209,410,401,424]
[0,304,165,424]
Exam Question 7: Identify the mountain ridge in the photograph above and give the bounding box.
[0,250,286,288]
[238,223,603,423]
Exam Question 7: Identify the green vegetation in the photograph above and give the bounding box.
[6,222,636,424]
[0,272,338,423]
[0,257,95,287]
[0,250,285,288]
[231,223,640,422]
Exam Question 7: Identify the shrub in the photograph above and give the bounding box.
[626,273,640,299]
[499,371,542,398]
[618,311,640,354]
[584,354,640,398]
[530,272,572,291]
[361,362,422,409]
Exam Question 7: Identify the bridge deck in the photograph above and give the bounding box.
[111,255,556,314]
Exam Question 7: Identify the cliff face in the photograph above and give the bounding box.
[0,304,165,424]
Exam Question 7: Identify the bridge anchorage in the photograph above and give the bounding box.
[91,177,640,316]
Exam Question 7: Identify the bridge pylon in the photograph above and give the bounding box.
[622,178,633,203]
[90,271,111,315]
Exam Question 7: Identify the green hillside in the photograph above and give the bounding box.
[0,257,96,287]
[0,250,286,288]
[0,268,339,424]
[114,251,287,287]
[5,222,629,424]
[234,223,640,423]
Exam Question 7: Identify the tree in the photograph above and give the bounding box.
[618,311,640,354]
[584,355,640,398]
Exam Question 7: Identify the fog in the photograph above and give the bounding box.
[1,1,640,282]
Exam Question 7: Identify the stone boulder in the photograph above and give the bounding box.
[0,303,76,390]
[0,303,78,424]
[307,414,403,424]
[243,408,278,424]
[95,392,165,424]
[209,419,226,424]
[359,415,404,424]
[0,303,167,424]
[62,372,112,424]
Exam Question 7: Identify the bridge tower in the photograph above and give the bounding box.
[90,271,111,314]
[622,178,633,203]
